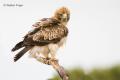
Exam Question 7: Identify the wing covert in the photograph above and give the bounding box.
[23,18,68,46]
[33,25,68,42]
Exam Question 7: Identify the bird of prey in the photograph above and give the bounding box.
[12,7,70,64]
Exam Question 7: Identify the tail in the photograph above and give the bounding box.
[12,41,24,51]
[14,47,31,62]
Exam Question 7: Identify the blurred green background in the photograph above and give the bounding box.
[50,65,120,80]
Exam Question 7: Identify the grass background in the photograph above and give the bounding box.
[51,65,120,80]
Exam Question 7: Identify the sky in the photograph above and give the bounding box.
[0,0,120,80]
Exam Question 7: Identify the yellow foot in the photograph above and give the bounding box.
[42,58,51,65]
[43,58,58,65]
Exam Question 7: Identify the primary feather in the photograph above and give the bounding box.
[12,41,24,51]
[14,47,31,62]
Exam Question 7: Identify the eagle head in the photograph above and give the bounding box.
[54,7,70,25]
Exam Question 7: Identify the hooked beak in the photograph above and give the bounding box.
[62,14,67,18]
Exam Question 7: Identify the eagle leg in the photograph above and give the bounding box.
[49,52,58,62]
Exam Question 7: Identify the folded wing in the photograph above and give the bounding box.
[12,18,68,62]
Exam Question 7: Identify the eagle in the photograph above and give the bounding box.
[12,7,70,64]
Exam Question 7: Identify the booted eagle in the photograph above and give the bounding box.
[12,7,70,64]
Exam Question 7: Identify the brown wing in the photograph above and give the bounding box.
[23,18,68,46]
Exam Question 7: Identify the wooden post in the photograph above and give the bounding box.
[38,57,69,80]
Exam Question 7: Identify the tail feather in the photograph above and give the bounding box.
[12,41,24,51]
[14,47,31,62]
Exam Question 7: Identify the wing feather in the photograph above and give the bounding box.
[32,24,68,42]
[23,18,68,46]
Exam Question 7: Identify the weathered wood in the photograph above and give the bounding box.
[50,60,69,80]
[39,57,69,80]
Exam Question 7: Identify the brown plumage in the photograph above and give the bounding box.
[12,7,70,62]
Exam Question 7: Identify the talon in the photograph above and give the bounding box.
[40,57,58,65]
[43,58,51,65]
